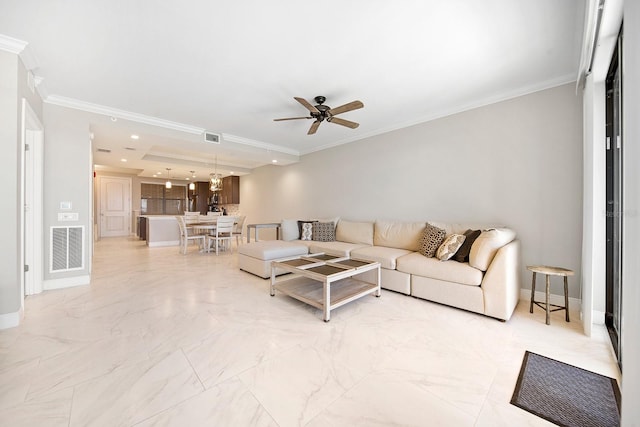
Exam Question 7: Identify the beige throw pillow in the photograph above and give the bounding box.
[436,234,466,261]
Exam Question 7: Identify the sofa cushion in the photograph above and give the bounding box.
[312,222,336,242]
[396,252,483,287]
[436,234,466,261]
[309,241,370,257]
[281,219,300,241]
[469,228,516,271]
[238,240,309,260]
[351,246,413,270]
[454,229,481,262]
[374,220,426,251]
[335,220,374,245]
[418,223,446,258]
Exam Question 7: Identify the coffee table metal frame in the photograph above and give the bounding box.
[270,253,381,322]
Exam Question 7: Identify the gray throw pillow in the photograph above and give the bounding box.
[312,222,336,242]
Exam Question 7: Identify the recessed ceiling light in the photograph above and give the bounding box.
[120,158,127,162]
[229,171,234,175]
[110,116,117,122]
[131,134,139,140]
[272,160,278,163]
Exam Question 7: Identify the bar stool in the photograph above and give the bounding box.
[527,265,574,325]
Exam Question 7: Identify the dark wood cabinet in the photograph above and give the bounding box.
[191,181,212,214]
[220,176,240,204]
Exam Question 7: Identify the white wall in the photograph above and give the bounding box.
[242,83,583,297]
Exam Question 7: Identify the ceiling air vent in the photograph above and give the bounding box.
[97,148,111,153]
[204,132,221,144]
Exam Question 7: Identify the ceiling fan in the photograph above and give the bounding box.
[274,96,364,135]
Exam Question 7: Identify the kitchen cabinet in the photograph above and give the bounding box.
[220,176,240,204]
[195,181,210,214]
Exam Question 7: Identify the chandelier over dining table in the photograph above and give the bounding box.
[210,156,222,192]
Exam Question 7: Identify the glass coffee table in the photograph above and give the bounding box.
[270,253,381,322]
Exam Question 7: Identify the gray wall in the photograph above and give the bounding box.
[241,83,583,297]
[0,51,20,315]
[0,50,43,316]
[43,104,92,281]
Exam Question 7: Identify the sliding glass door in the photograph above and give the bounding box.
[605,30,623,368]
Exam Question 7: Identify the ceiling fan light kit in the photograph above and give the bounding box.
[274,96,364,135]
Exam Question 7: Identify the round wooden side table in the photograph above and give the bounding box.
[527,265,574,325]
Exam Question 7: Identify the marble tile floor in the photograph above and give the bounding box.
[0,237,620,426]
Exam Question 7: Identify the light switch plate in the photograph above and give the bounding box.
[58,212,78,221]
[60,201,72,210]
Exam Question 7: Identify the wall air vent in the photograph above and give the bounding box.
[204,132,221,144]
[50,226,84,273]
[97,148,111,153]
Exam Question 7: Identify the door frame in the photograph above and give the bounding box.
[20,98,44,300]
[605,30,623,368]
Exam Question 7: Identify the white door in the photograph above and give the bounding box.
[100,176,131,237]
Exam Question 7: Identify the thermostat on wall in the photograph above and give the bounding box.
[60,201,72,210]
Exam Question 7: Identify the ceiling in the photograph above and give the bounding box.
[0,0,586,182]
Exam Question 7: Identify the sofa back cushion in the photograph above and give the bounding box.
[336,220,374,245]
[374,220,426,251]
[469,228,516,271]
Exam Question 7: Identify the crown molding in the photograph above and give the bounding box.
[222,134,300,157]
[19,45,39,70]
[45,95,206,134]
[0,34,27,54]
[44,94,300,157]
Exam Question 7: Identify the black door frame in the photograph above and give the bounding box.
[605,27,623,369]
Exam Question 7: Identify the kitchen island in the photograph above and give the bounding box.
[140,215,181,247]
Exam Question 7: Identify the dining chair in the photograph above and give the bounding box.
[207,216,235,255]
[233,215,246,247]
[175,216,206,254]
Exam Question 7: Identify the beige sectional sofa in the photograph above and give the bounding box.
[238,218,521,321]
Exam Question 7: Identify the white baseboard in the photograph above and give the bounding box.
[43,275,90,291]
[0,306,24,329]
[520,289,582,314]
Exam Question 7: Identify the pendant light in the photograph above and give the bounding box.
[165,168,172,189]
[210,156,222,192]
[188,171,196,190]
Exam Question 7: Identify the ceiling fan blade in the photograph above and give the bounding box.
[294,97,320,114]
[327,117,359,129]
[328,100,363,116]
[273,117,312,121]
[308,120,321,135]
